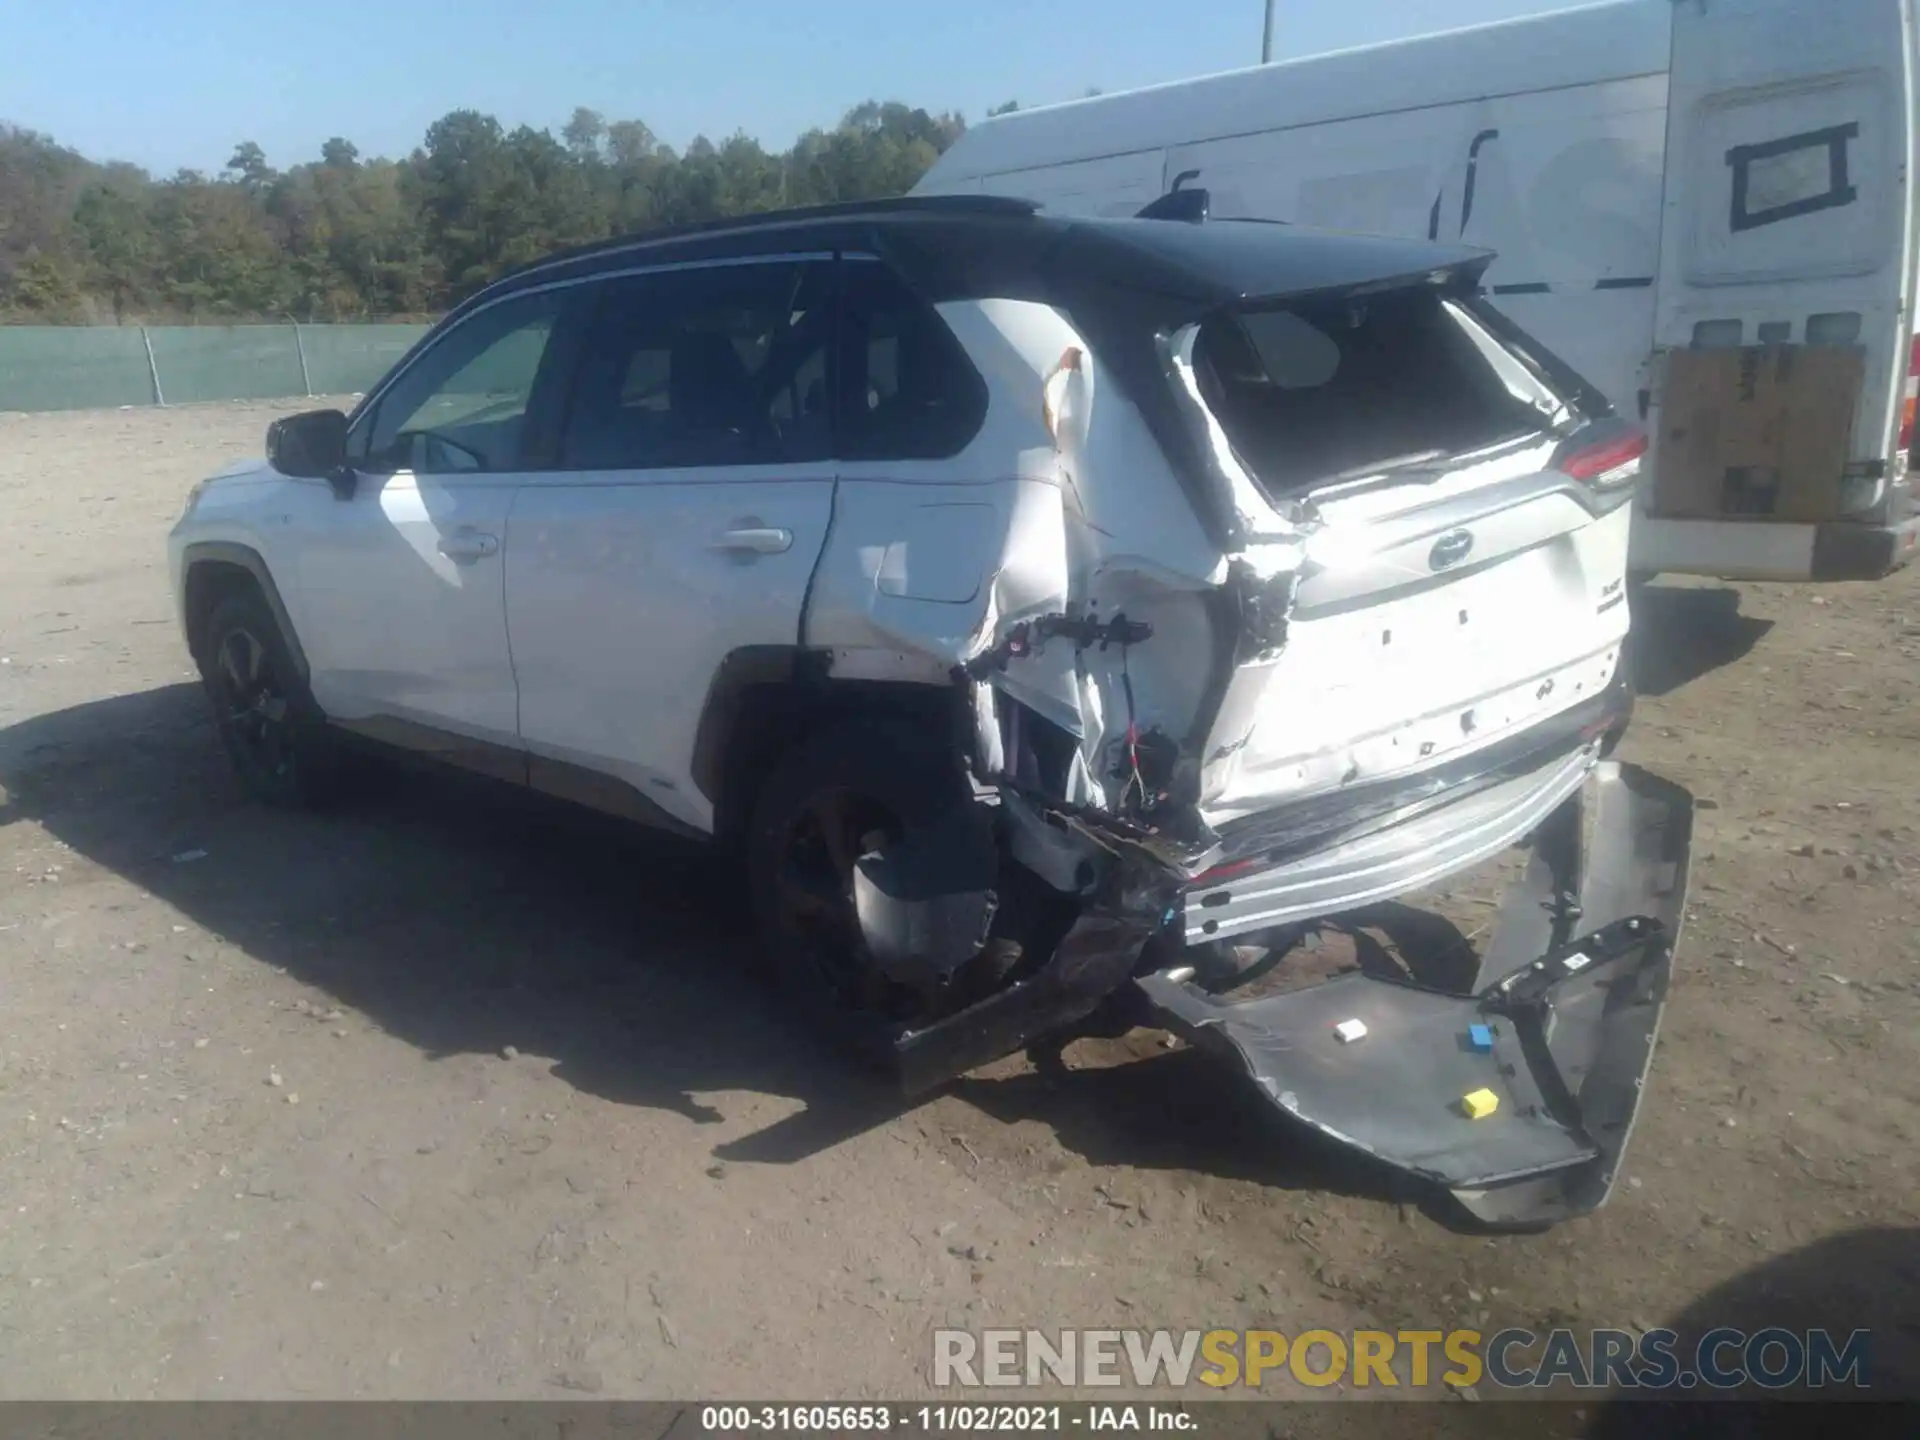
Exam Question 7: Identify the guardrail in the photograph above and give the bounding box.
[0,323,432,413]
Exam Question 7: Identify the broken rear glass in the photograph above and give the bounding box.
[1193,286,1556,497]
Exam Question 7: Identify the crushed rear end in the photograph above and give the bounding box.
[842,214,1691,1229]
[1141,760,1691,1228]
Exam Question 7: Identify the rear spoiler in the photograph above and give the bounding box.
[1226,252,1497,310]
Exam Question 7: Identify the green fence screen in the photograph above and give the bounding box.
[0,322,434,413]
[0,327,156,411]
[146,326,307,404]
[300,323,430,397]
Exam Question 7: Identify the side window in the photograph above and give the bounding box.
[356,289,564,475]
[559,260,834,471]
[838,261,987,461]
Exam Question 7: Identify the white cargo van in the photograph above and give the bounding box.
[915,0,1920,583]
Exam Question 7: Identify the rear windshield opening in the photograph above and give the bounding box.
[1193,287,1555,496]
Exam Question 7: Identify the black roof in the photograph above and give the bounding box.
[371,195,1499,560]
[1040,215,1490,306]
[462,193,1493,328]
[498,194,1040,279]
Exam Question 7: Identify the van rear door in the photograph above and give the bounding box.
[1641,0,1919,574]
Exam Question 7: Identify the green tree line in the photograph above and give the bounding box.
[0,99,1019,324]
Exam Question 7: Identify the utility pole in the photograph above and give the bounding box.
[1261,0,1276,62]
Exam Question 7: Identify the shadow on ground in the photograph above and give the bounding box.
[951,1043,1442,1217]
[1628,585,1775,698]
[0,683,1413,1211]
[1580,1224,1920,1433]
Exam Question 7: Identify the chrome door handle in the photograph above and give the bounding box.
[712,526,793,555]
[438,532,499,562]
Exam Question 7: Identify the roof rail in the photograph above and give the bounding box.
[501,193,1040,282]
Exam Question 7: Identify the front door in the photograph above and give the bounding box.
[506,256,839,833]
[294,287,572,757]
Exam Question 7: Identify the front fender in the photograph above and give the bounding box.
[177,540,309,682]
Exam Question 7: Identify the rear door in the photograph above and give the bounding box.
[504,257,838,834]
[1645,0,1917,535]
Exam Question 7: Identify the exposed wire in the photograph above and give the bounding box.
[1117,647,1149,813]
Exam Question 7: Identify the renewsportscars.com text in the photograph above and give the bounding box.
[932,1327,1873,1391]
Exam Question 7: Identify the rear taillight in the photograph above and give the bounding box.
[1899,334,1919,453]
[1557,428,1648,489]
[1041,345,1085,449]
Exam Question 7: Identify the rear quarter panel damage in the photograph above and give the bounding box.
[805,297,1248,833]
[783,268,1683,1209]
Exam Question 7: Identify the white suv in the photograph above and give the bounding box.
[169,193,1692,1229]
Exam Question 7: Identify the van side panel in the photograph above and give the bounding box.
[914,0,1672,187]
[978,152,1168,219]
[1156,76,1670,421]
[945,75,1671,429]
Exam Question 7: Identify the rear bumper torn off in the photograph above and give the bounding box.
[1137,761,1693,1230]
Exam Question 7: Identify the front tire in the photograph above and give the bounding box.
[194,585,342,808]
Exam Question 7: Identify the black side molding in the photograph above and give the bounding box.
[328,714,710,843]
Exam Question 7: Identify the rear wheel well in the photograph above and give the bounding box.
[702,662,969,849]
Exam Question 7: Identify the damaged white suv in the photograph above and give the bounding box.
[169,193,1692,1229]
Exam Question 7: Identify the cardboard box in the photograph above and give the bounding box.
[1650,344,1865,522]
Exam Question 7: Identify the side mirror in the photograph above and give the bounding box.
[266,409,353,497]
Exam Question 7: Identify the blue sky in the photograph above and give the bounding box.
[2,0,1590,174]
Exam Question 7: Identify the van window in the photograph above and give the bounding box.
[1193,287,1556,495]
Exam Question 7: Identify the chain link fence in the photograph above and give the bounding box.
[0,323,432,413]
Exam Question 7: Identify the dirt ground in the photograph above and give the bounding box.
[1,398,1917,1416]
